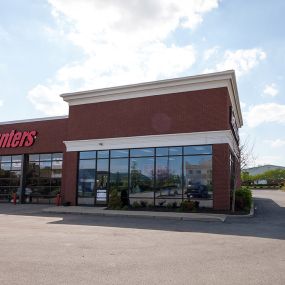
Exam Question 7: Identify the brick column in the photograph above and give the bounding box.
[61,151,78,205]
[213,144,231,210]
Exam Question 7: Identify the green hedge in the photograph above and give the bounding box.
[235,187,252,212]
[108,189,122,209]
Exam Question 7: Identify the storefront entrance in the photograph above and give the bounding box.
[0,153,63,204]
[77,146,214,208]
[94,173,108,205]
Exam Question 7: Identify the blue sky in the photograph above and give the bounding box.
[0,0,285,166]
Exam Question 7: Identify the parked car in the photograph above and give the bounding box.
[185,182,208,198]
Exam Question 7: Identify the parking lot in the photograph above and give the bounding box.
[0,190,284,285]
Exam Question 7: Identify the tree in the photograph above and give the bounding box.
[232,136,256,212]
[239,136,257,171]
[255,169,285,185]
[241,171,254,185]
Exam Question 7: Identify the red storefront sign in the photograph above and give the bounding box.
[0,130,37,148]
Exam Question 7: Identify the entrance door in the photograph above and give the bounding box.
[95,158,109,205]
[95,173,108,205]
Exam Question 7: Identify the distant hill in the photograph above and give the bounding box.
[244,165,285,176]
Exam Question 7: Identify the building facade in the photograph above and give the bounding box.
[0,71,242,210]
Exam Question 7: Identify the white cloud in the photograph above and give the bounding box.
[246,103,285,127]
[27,84,68,116]
[205,48,266,77]
[55,43,196,89]
[265,139,285,148]
[48,0,219,51]
[27,0,220,115]
[203,46,219,61]
[263,83,278,97]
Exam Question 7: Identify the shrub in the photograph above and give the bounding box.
[166,203,173,209]
[132,201,140,208]
[120,189,129,206]
[180,200,199,212]
[172,202,178,209]
[108,189,122,209]
[235,187,252,212]
[140,200,148,208]
[147,203,154,209]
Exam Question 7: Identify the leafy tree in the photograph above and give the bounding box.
[241,171,254,184]
[255,169,285,185]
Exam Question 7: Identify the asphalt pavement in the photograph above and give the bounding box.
[0,190,284,285]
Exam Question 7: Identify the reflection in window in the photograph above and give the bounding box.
[25,153,63,203]
[130,157,154,199]
[78,159,96,205]
[80,151,96,160]
[110,158,128,193]
[184,145,212,155]
[97,150,109,159]
[77,144,214,208]
[184,155,213,207]
[0,155,22,201]
[155,156,182,206]
[130,148,154,157]
[110,149,129,158]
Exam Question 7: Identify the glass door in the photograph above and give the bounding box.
[95,158,109,205]
[95,173,108,204]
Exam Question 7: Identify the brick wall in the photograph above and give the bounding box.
[213,144,231,210]
[67,87,231,140]
[61,151,78,205]
[0,118,67,155]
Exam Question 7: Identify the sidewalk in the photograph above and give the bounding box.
[43,206,227,222]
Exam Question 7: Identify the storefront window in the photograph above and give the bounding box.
[78,159,96,205]
[130,157,154,205]
[110,158,129,193]
[110,149,129,158]
[0,155,22,202]
[77,145,213,208]
[130,148,154,157]
[97,150,109,159]
[26,153,63,203]
[184,155,213,207]
[155,156,182,206]
[79,151,96,160]
[184,145,212,155]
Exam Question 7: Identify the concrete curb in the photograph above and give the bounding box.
[42,206,226,222]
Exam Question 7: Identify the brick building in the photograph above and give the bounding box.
[0,70,242,210]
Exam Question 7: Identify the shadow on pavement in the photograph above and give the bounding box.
[0,197,285,240]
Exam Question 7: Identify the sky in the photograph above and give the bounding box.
[0,0,285,167]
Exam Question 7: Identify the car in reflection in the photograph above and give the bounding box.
[185,182,208,198]
[157,185,179,197]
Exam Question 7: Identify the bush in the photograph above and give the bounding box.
[140,200,148,208]
[166,203,173,209]
[108,189,122,209]
[147,203,154,209]
[180,200,199,212]
[132,201,140,208]
[172,202,178,209]
[235,187,252,212]
[120,189,129,206]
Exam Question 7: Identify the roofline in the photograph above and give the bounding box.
[61,70,235,97]
[0,115,68,126]
[61,70,243,127]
